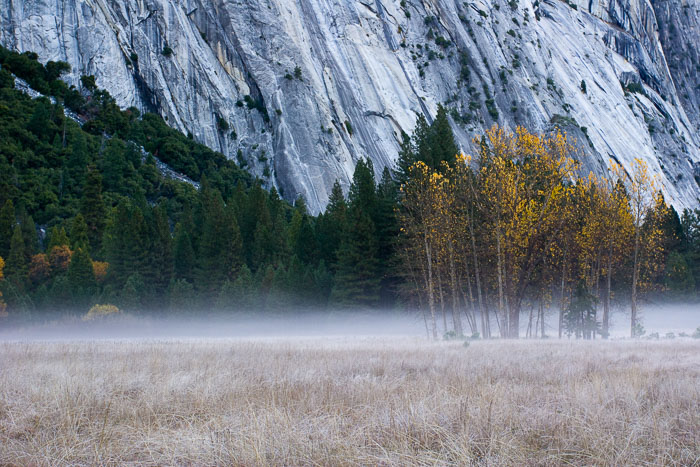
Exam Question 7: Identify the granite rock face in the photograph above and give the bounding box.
[2,0,699,212]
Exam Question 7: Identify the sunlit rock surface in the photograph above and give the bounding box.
[2,0,698,212]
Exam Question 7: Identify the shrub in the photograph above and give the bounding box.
[434,36,451,48]
[345,120,354,135]
[162,45,173,57]
[83,304,121,321]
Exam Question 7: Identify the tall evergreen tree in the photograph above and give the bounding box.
[104,201,149,288]
[413,113,432,167]
[196,191,242,297]
[0,199,15,259]
[173,222,196,283]
[428,104,459,168]
[63,129,88,196]
[148,205,174,294]
[70,213,89,252]
[348,158,378,218]
[376,167,400,305]
[5,225,27,291]
[319,180,348,268]
[80,166,106,254]
[394,131,415,186]
[27,98,52,141]
[17,207,37,261]
[46,226,69,252]
[67,247,96,306]
[288,197,318,265]
[331,210,381,306]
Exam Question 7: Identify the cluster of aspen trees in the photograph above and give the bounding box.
[398,126,669,339]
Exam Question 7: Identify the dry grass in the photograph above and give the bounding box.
[0,338,698,466]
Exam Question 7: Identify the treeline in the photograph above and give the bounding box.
[0,47,401,316]
[0,47,697,333]
[398,126,700,339]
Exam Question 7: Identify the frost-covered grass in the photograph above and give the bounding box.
[0,338,698,465]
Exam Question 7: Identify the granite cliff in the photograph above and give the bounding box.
[2,0,699,212]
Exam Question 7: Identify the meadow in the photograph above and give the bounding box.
[0,338,698,465]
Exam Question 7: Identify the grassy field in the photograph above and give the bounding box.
[0,338,698,465]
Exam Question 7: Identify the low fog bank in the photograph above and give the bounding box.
[0,303,696,341]
[536,302,699,338]
[602,303,699,338]
[0,310,428,341]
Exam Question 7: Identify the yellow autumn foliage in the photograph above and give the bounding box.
[83,304,121,321]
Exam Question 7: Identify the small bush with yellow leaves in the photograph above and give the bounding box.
[83,304,121,321]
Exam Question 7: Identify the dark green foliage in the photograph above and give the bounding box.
[348,159,377,217]
[664,251,695,296]
[316,180,348,268]
[429,104,459,166]
[563,282,599,339]
[46,226,69,251]
[394,131,415,186]
[330,159,386,307]
[121,273,146,310]
[434,36,451,48]
[67,247,96,305]
[70,214,89,252]
[0,200,15,259]
[5,225,27,291]
[217,115,229,131]
[622,81,645,95]
[173,222,196,283]
[196,188,242,298]
[170,278,196,311]
[104,200,150,289]
[18,208,38,260]
[331,210,380,306]
[408,105,459,171]
[376,168,400,304]
[80,167,105,254]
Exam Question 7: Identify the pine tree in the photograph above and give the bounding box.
[70,214,89,252]
[331,210,381,306]
[148,205,173,294]
[394,131,415,186]
[317,180,347,268]
[169,278,196,311]
[413,113,432,167]
[173,222,196,283]
[232,264,256,309]
[46,226,70,252]
[27,98,52,141]
[104,201,149,287]
[17,208,38,261]
[67,247,96,305]
[428,104,459,168]
[64,129,88,196]
[196,191,242,297]
[80,166,106,254]
[288,197,318,265]
[348,158,378,218]
[5,225,27,291]
[0,199,15,259]
[376,167,400,304]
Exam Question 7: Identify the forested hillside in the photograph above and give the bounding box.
[0,47,697,338]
